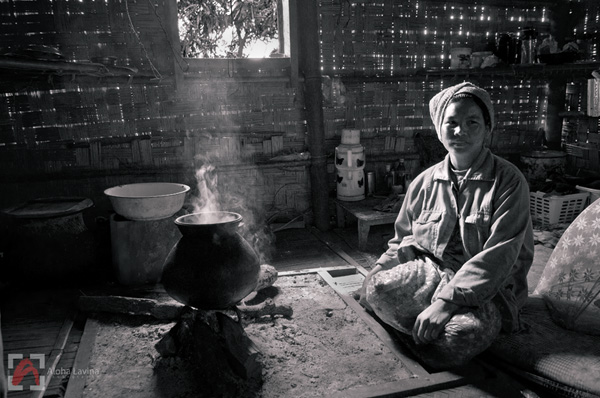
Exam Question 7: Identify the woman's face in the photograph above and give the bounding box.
[440,97,490,169]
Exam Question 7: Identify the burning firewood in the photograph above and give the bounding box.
[78,295,184,320]
[255,263,278,291]
[236,264,293,319]
[237,297,293,319]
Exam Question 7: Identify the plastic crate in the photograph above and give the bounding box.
[529,191,590,225]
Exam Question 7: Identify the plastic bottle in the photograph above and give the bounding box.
[396,159,406,190]
[385,164,393,192]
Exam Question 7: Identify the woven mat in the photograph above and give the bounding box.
[488,296,600,398]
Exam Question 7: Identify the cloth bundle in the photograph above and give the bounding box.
[366,256,502,370]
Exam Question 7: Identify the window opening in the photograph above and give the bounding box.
[178,0,290,58]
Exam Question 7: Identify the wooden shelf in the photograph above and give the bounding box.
[338,62,600,83]
[0,156,311,183]
[559,111,599,119]
[0,55,138,78]
[420,0,557,5]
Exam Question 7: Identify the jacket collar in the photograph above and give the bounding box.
[432,147,495,182]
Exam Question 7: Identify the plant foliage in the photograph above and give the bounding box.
[178,0,278,58]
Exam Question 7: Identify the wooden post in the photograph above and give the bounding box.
[288,0,299,87]
[546,77,567,149]
[296,1,330,231]
[544,1,582,150]
[163,0,187,90]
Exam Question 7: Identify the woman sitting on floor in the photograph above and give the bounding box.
[358,82,534,370]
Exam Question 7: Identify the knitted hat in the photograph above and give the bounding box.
[428,82,495,140]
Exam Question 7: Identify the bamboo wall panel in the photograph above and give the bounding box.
[0,0,308,218]
[319,0,600,163]
[0,0,598,218]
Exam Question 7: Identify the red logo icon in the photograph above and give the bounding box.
[7,354,45,391]
[11,358,40,387]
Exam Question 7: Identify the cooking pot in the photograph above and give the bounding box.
[161,212,260,310]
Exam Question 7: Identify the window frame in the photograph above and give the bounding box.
[166,0,298,87]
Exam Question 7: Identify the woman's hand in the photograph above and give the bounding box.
[412,299,460,345]
[354,264,383,311]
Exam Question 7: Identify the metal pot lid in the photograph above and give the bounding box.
[2,197,93,219]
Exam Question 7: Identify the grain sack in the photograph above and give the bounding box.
[365,256,451,334]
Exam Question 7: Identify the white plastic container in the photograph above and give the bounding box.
[450,47,472,69]
[341,129,361,145]
[529,191,589,225]
[335,144,365,168]
[336,168,365,201]
[336,129,366,201]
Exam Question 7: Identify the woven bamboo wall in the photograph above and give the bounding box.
[319,0,600,177]
[1,0,599,220]
[0,0,309,220]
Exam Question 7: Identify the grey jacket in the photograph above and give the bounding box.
[377,148,535,332]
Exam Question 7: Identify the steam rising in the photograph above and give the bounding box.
[187,156,274,263]
[190,163,223,224]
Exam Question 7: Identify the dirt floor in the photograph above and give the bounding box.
[80,273,414,398]
[76,222,558,398]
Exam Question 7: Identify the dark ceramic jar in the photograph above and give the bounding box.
[2,197,103,286]
[161,211,260,310]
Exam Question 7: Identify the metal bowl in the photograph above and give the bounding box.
[104,182,190,221]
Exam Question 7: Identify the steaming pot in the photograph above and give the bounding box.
[161,211,260,310]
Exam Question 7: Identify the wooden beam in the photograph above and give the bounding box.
[63,319,100,398]
[77,296,184,320]
[31,315,75,398]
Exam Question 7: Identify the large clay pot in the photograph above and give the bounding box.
[161,211,260,310]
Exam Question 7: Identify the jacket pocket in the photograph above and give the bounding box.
[464,212,491,254]
[413,211,443,253]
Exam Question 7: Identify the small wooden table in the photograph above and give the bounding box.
[335,197,399,250]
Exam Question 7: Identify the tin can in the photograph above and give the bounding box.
[367,172,375,196]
